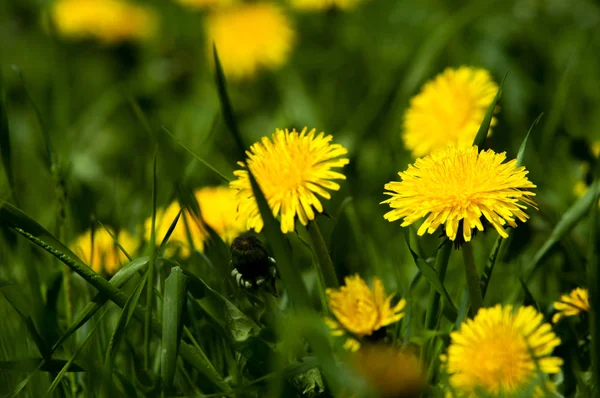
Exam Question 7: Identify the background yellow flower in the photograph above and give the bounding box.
[230,127,349,234]
[51,0,156,43]
[174,0,236,10]
[206,3,295,79]
[325,274,406,351]
[403,66,498,157]
[71,227,137,275]
[444,305,562,396]
[382,145,536,242]
[553,287,589,323]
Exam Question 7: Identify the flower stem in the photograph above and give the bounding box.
[307,219,339,288]
[425,241,452,330]
[462,243,483,315]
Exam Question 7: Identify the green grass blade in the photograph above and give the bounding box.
[43,309,110,398]
[472,73,507,148]
[524,180,600,282]
[161,126,231,183]
[588,166,600,388]
[0,359,84,372]
[145,152,158,370]
[480,114,541,300]
[102,273,148,398]
[404,231,457,320]
[161,266,188,392]
[0,75,14,200]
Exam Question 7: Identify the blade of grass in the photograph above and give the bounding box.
[472,73,507,148]
[404,231,457,320]
[161,266,188,393]
[145,152,158,370]
[524,180,600,282]
[102,273,148,398]
[0,359,84,372]
[212,45,310,307]
[0,75,14,200]
[588,165,600,387]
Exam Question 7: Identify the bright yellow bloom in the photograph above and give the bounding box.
[71,227,137,275]
[290,0,363,11]
[444,305,562,396]
[349,346,425,398]
[553,288,589,323]
[325,274,406,351]
[382,146,536,242]
[206,3,295,80]
[51,0,156,44]
[403,66,498,157]
[174,0,236,10]
[194,186,248,243]
[230,127,349,234]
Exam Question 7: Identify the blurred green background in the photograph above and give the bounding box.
[1,0,600,395]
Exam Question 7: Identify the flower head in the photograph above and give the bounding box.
[444,305,562,396]
[290,0,363,11]
[325,274,406,351]
[553,287,589,323]
[403,66,498,157]
[382,145,536,242]
[71,227,137,275]
[206,3,295,79]
[230,127,349,234]
[349,346,425,398]
[51,0,156,44]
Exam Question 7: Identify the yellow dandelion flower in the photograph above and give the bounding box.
[145,201,207,258]
[325,274,406,351]
[71,227,137,276]
[230,127,349,234]
[593,141,600,158]
[403,66,498,157]
[51,0,156,44]
[174,0,236,10]
[349,345,425,398]
[206,3,295,80]
[444,305,563,396]
[290,0,363,11]
[194,186,248,243]
[382,145,536,242]
[553,287,589,323]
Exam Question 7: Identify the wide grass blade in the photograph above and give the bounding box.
[404,232,457,320]
[480,114,541,300]
[588,165,600,389]
[472,73,507,148]
[161,266,188,392]
[0,76,14,200]
[1,203,232,393]
[524,180,600,282]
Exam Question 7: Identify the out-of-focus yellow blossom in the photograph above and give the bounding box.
[205,3,295,79]
[290,0,363,11]
[71,227,137,276]
[553,287,589,323]
[403,66,498,157]
[325,274,406,351]
[174,0,236,10]
[51,0,156,44]
[194,186,248,244]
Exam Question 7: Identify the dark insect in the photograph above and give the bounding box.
[230,235,277,289]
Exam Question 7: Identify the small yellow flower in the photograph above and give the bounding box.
[206,3,295,79]
[290,0,363,11]
[403,66,498,157]
[51,0,156,44]
[174,0,236,10]
[444,305,563,396]
[382,145,536,242]
[230,127,349,234]
[349,345,425,398]
[71,227,137,276]
[553,287,589,323]
[325,274,406,351]
[194,186,249,244]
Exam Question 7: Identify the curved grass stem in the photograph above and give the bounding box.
[307,220,339,289]
[462,243,483,315]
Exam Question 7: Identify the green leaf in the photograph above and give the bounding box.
[0,359,84,372]
[161,266,188,392]
[524,180,600,282]
[472,73,507,148]
[404,231,457,320]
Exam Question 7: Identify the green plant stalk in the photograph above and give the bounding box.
[11,227,232,393]
[307,220,339,288]
[462,243,483,315]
